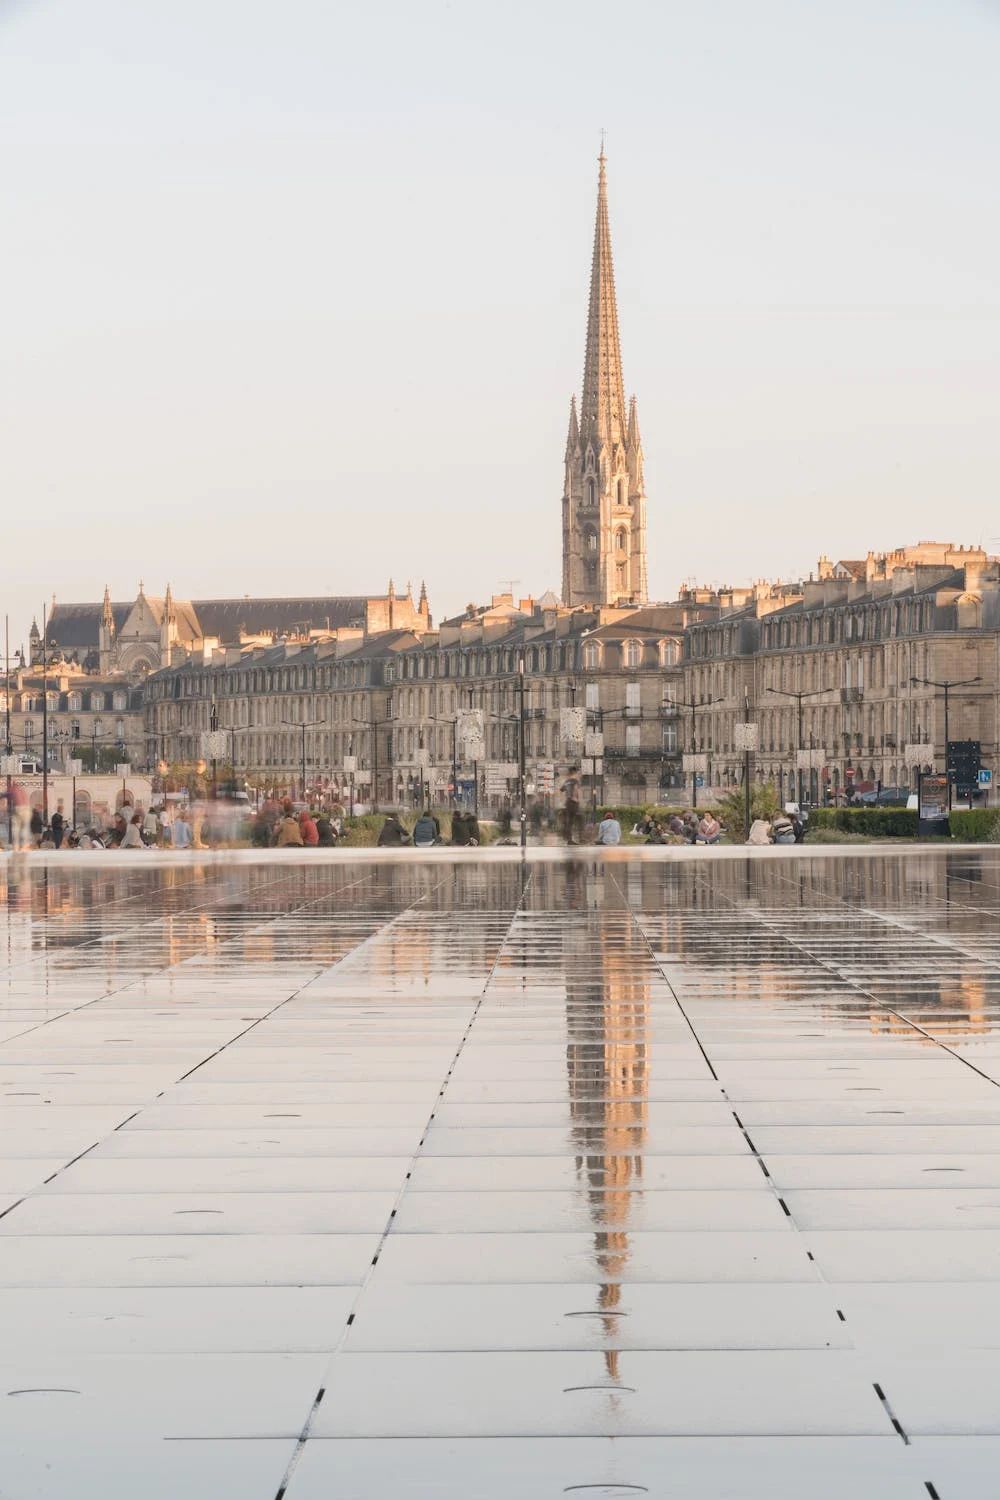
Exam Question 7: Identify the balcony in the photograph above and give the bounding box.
[840,687,864,704]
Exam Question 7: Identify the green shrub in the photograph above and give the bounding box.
[949,808,1000,843]
[807,807,917,837]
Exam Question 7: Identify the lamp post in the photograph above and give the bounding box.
[3,614,12,848]
[675,695,724,808]
[40,604,49,823]
[517,655,527,849]
[766,687,828,809]
[280,715,325,804]
[911,675,981,811]
[209,701,219,800]
[349,716,395,813]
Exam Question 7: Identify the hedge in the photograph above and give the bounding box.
[949,809,1000,843]
[808,807,918,837]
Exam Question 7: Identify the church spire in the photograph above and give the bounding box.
[102,585,115,633]
[580,147,627,452]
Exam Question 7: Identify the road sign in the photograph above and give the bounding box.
[979,768,993,786]
[694,774,704,789]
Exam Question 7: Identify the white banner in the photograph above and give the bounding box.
[66,758,83,775]
[560,707,586,745]
[582,757,604,777]
[584,730,604,757]
[200,730,228,760]
[682,753,707,774]
[905,744,934,766]
[114,762,131,777]
[342,755,357,774]
[457,709,484,746]
[0,755,19,775]
[734,722,759,752]
[795,747,825,769]
[463,734,486,763]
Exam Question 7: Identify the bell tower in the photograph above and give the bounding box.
[562,150,648,607]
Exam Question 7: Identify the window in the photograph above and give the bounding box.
[90,692,104,712]
[585,682,599,710]
[615,529,627,552]
[115,718,125,740]
[23,719,34,741]
[625,724,641,757]
[68,692,82,712]
[70,719,81,740]
[113,691,127,711]
[662,723,678,752]
[582,640,600,670]
[585,526,597,553]
[624,639,642,669]
[626,681,640,716]
[659,639,680,666]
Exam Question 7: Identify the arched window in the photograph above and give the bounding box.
[584,525,597,553]
[659,639,680,667]
[582,640,601,670]
[617,477,626,505]
[112,691,127,711]
[68,691,82,712]
[624,639,642,669]
[586,477,596,506]
[615,529,627,552]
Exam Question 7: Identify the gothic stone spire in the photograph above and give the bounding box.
[562,150,649,608]
[580,148,627,452]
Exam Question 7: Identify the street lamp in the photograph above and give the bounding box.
[675,694,725,808]
[280,715,326,804]
[766,687,828,808]
[911,676,981,810]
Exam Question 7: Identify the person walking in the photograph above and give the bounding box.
[561,768,582,846]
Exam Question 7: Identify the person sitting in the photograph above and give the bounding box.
[377,814,409,847]
[682,811,699,844]
[771,812,796,845]
[465,811,481,847]
[747,818,772,846]
[276,811,304,847]
[594,810,621,846]
[450,810,470,846]
[667,814,685,840]
[696,812,721,845]
[299,810,319,846]
[120,813,146,849]
[412,811,439,848]
[315,812,336,847]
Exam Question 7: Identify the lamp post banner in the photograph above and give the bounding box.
[734,723,759,752]
[560,707,586,745]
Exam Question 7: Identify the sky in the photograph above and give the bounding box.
[1,0,999,649]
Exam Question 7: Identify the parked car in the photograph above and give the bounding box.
[876,786,909,806]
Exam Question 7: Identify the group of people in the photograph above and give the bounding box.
[747,810,805,845]
[250,799,343,848]
[632,810,723,845]
[0,789,206,852]
[377,809,482,848]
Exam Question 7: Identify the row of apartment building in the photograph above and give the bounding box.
[7,543,997,809]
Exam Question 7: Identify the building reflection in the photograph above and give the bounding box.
[562,864,651,1380]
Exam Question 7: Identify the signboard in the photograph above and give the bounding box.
[978,768,993,787]
[560,707,586,746]
[66,759,83,776]
[415,747,429,768]
[695,774,705,789]
[485,761,518,793]
[918,774,949,823]
[905,744,934,768]
[114,763,131,777]
[584,730,604,757]
[342,755,357,774]
[582,757,603,778]
[463,734,486,763]
[734,722,759,752]
[682,753,707,774]
[0,755,19,775]
[535,763,555,793]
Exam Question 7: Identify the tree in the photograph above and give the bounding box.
[716,779,780,840]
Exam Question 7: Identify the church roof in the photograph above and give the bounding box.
[189,596,371,640]
[46,602,131,649]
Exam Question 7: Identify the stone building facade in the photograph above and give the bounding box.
[1,664,145,771]
[143,593,721,808]
[682,543,1000,803]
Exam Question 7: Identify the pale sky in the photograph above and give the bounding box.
[2,0,999,651]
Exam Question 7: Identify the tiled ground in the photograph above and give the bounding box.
[2,847,1000,1496]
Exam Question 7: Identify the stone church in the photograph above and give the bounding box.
[32,581,431,676]
[562,151,649,609]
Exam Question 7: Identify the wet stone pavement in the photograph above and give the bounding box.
[2,848,1000,1497]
